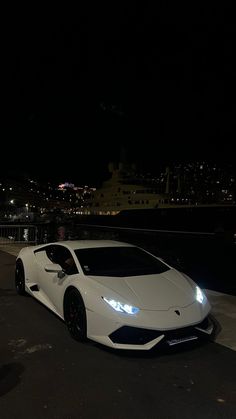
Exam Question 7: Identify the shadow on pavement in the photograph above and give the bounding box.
[0,363,25,397]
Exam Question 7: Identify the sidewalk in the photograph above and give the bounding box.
[205,290,236,351]
[0,243,235,351]
[0,243,31,256]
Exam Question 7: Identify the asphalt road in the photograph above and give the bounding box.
[0,251,236,419]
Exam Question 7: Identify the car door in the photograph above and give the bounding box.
[35,244,78,313]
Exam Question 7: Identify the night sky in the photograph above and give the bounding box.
[3,4,236,186]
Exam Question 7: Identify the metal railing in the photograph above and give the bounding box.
[0,225,38,244]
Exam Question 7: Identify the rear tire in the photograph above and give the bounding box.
[15,260,26,295]
[64,289,87,342]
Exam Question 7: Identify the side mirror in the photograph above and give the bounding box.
[44,263,62,273]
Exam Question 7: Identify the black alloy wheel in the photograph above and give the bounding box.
[15,260,26,295]
[64,289,87,342]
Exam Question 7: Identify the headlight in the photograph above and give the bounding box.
[103,297,140,314]
[196,286,205,304]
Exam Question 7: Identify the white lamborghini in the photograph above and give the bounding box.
[15,240,214,350]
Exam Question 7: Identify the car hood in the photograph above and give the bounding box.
[89,268,196,310]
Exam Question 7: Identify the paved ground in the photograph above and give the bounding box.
[0,250,236,418]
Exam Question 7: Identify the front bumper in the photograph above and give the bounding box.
[87,310,214,350]
[109,315,214,349]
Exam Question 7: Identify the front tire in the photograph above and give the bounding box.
[64,289,87,342]
[15,260,26,295]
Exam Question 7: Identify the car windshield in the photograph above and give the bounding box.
[74,246,170,277]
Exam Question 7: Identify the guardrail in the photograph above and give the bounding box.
[0,222,234,246]
[0,225,38,244]
[76,223,216,237]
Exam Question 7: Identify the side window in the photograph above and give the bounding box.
[63,257,78,275]
[46,246,56,263]
[51,246,78,275]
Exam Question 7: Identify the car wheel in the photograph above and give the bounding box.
[15,260,26,295]
[64,289,87,342]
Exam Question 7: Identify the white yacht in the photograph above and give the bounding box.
[82,162,171,215]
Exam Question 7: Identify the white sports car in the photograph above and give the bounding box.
[15,240,214,350]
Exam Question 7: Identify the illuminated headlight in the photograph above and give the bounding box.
[103,297,140,314]
[196,286,205,304]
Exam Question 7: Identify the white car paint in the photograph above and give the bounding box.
[16,240,213,350]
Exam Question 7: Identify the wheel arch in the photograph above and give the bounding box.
[15,258,26,295]
[63,286,87,342]
[63,286,84,316]
[16,257,24,267]
[15,258,25,278]
[16,247,36,281]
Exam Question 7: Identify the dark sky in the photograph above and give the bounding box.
[3,4,236,185]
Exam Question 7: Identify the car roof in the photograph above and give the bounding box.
[47,240,135,251]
